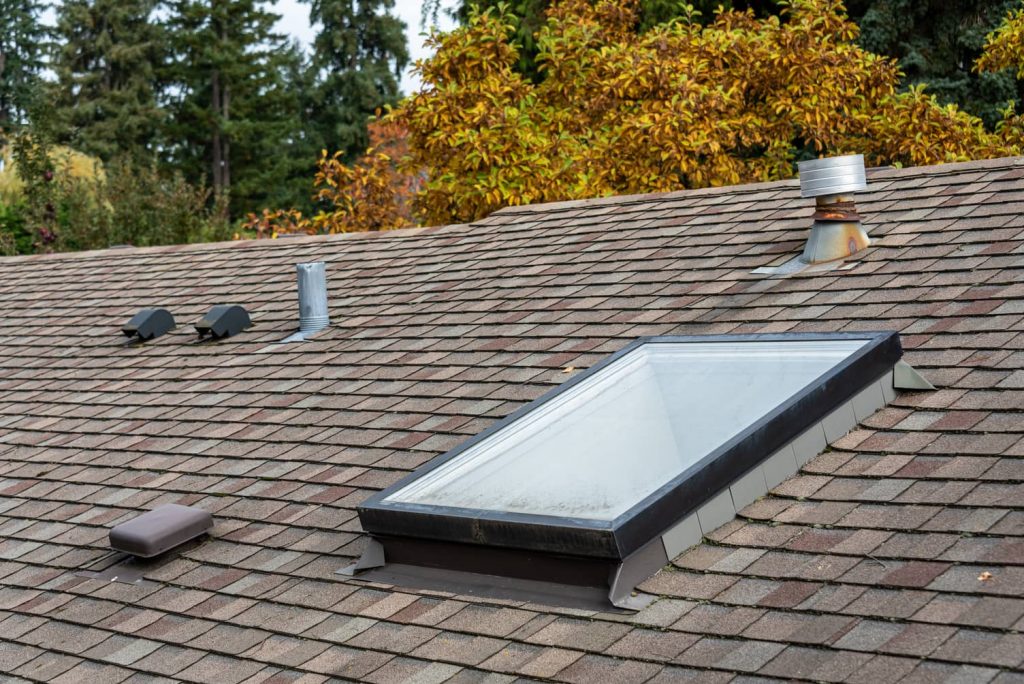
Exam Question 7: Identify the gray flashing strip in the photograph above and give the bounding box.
[893,360,936,390]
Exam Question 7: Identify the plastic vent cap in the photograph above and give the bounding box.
[123,308,175,341]
[195,304,251,339]
[109,504,213,558]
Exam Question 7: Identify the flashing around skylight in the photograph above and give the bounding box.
[352,331,906,609]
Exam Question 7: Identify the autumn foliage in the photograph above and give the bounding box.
[977,8,1024,79]
[265,0,1022,235]
[244,120,419,236]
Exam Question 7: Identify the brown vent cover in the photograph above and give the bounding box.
[109,504,213,558]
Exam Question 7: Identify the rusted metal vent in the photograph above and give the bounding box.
[797,155,871,264]
[297,262,330,335]
[109,504,213,558]
[195,304,251,339]
[123,308,175,341]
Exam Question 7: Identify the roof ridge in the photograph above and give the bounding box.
[0,223,468,265]
[490,155,1024,216]
[2,155,1020,265]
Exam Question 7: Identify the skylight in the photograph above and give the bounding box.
[387,339,869,520]
[354,332,904,608]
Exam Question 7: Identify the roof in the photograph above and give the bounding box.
[1,156,1023,683]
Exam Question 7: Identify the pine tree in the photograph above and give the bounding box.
[52,0,166,160]
[163,0,312,216]
[307,0,408,161]
[0,0,47,133]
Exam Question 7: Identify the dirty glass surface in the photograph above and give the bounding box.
[385,339,868,521]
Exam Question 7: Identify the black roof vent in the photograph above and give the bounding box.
[109,504,213,558]
[195,304,251,339]
[123,308,175,341]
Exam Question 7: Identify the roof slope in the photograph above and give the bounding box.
[1,156,1023,683]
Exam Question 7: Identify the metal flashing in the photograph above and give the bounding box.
[893,360,936,390]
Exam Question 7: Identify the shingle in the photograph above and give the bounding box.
[174,654,267,684]
[554,653,663,683]
[437,605,538,638]
[674,637,784,672]
[298,645,394,679]
[524,618,631,652]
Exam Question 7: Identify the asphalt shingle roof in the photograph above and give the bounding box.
[0,155,1023,683]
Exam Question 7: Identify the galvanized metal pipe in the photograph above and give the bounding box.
[296,261,330,335]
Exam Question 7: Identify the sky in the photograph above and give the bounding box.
[273,0,457,95]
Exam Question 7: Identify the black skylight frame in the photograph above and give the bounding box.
[359,331,902,562]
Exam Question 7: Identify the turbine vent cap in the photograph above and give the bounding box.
[798,154,867,198]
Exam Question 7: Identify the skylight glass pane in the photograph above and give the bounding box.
[385,339,869,521]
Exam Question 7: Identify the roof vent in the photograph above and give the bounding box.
[798,154,870,264]
[195,304,251,339]
[123,308,175,341]
[296,261,330,335]
[109,504,213,558]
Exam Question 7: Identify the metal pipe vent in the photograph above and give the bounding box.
[798,154,867,198]
[296,261,329,335]
[797,154,870,264]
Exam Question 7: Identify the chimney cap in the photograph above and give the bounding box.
[798,154,867,198]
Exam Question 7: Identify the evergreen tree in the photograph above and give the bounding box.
[0,0,47,133]
[307,0,408,160]
[163,0,313,216]
[52,0,166,160]
[849,0,1022,128]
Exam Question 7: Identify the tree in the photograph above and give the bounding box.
[977,5,1024,77]
[976,4,1024,148]
[389,0,1016,225]
[0,0,47,133]
[52,0,166,161]
[433,1,1023,128]
[163,0,312,216]
[849,0,1023,128]
[3,98,230,255]
[285,0,1017,231]
[433,0,762,80]
[306,0,409,161]
[244,119,420,235]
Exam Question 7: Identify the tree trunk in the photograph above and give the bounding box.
[211,67,222,194]
[222,82,230,193]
